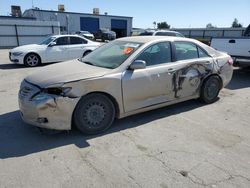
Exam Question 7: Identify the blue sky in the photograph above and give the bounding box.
[0,0,249,28]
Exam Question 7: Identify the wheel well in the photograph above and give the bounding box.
[24,52,41,64]
[83,50,92,55]
[201,74,223,89]
[75,92,120,118]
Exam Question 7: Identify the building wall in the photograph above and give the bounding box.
[173,28,245,38]
[0,18,59,48]
[23,9,133,36]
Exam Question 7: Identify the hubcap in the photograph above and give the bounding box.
[26,55,39,66]
[83,102,106,127]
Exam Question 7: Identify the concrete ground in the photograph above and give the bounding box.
[0,49,250,188]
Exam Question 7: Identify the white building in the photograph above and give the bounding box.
[23,9,133,37]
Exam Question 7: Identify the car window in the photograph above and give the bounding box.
[55,37,69,45]
[70,37,87,44]
[174,42,199,61]
[176,33,185,37]
[155,32,176,36]
[198,47,209,58]
[136,42,172,66]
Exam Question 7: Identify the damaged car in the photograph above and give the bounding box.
[19,36,233,134]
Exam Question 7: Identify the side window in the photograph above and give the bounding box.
[174,42,198,61]
[55,37,69,45]
[136,42,172,66]
[176,33,184,37]
[155,32,175,36]
[198,47,209,58]
[70,37,87,45]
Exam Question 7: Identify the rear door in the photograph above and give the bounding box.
[167,41,213,99]
[68,36,88,59]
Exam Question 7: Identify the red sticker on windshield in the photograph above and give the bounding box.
[123,47,134,55]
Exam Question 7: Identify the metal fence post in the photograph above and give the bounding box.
[51,25,54,34]
[14,24,19,46]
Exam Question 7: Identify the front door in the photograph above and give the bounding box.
[122,42,174,112]
[46,36,69,62]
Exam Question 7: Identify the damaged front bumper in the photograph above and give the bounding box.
[18,80,79,130]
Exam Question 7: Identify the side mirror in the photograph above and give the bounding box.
[129,60,146,70]
[48,42,56,47]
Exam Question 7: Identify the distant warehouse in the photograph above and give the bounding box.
[23,8,133,38]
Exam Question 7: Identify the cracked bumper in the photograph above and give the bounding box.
[18,81,80,130]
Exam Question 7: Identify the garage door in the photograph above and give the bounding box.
[111,19,127,29]
[111,19,127,38]
[80,17,99,33]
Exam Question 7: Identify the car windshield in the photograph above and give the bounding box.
[39,36,56,45]
[80,40,142,69]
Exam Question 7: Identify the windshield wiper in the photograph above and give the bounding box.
[83,61,94,65]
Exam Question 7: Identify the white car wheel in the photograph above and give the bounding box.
[24,54,41,67]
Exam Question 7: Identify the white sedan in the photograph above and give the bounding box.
[9,35,100,67]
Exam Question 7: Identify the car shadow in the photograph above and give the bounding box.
[0,62,57,70]
[0,99,204,159]
[0,63,27,70]
[226,68,250,90]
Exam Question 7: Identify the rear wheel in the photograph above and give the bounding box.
[24,53,41,67]
[74,94,115,135]
[200,76,221,104]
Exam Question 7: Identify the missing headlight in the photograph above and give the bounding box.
[43,87,72,96]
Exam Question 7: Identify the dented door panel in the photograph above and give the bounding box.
[169,58,214,99]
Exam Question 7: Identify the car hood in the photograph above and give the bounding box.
[25,59,110,88]
[11,44,45,52]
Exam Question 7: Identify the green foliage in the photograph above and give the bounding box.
[232,18,243,28]
[206,23,216,28]
[157,22,171,29]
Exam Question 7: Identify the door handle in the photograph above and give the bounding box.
[168,68,176,74]
[204,61,211,65]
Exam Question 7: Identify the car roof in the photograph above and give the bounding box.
[117,36,191,43]
[52,34,83,38]
[117,36,221,57]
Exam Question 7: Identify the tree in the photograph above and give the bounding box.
[157,22,171,29]
[206,23,216,28]
[153,21,157,29]
[232,18,243,28]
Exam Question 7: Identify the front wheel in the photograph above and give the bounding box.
[200,76,221,104]
[73,94,115,135]
[24,53,41,67]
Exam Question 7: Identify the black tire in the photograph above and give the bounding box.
[200,76,221,104]
[82,50,92,57]
[73,94,115,135]
[24,53,41,67]
[102,37,105,42]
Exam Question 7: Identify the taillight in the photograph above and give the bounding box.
[227,58,233,65]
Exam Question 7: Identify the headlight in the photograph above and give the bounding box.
[12,52,23,56]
